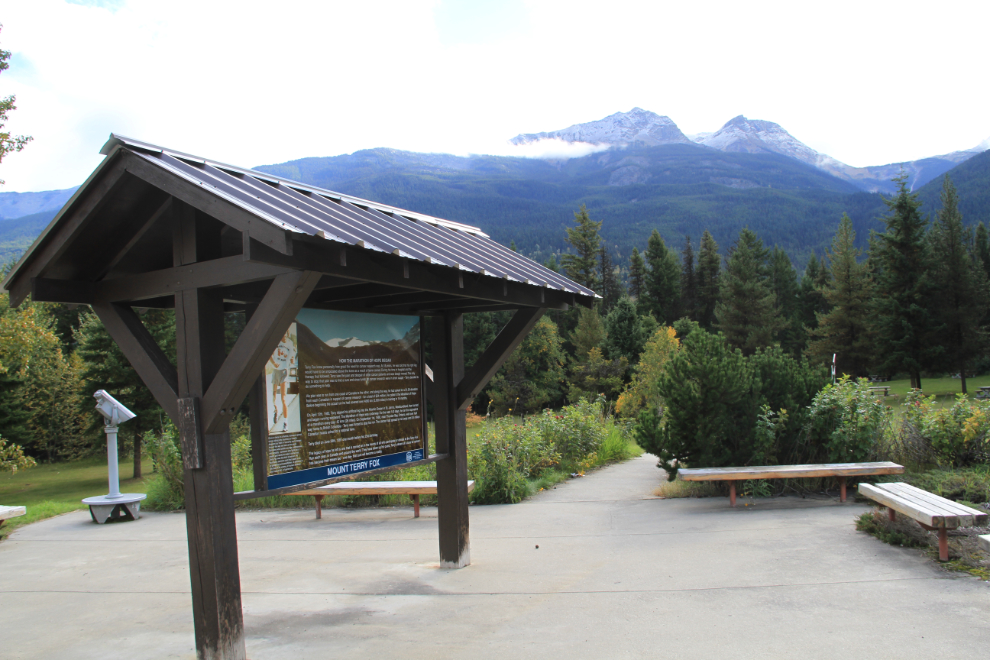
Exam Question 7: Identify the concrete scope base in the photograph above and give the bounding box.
[81,493,146,524]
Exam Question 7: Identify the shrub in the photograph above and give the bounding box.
[637,328,828,479]
[0,434,36,473]
[468,417,558,504]
[143,425,185,511]
[533,398,608,460]
[887,391,990,468]
[804,376,893,463]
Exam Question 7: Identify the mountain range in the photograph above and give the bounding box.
[1,110,988,273]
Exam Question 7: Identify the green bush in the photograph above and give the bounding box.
[638,328,828,479]
[143,424,185,511]
[469,417,559,504]
[804,376,893,463]
[895,391,990,468]
[533,399,608,460]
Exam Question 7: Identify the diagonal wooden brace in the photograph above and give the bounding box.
[455,307,546,410]
[92,301,180,424]
[200,270,321,434]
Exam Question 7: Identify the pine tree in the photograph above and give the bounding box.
[680,236,697,322]
[560,205,602,292]
[628,247,646,300]
[798,255,830,336]
[806,214,874,377]
[599,246,623,314]
[544,255,560,273]
[929,176,988,394]
[603,297,650,363]
[509,240,518,252]
[695,230,721,330]
[571,306,605,361]
[642,229,680,324]
[715,228,784,355]
[769,246,801,354]
[871,174,940,389]
[488,316,566,414]
[975,222,990,282]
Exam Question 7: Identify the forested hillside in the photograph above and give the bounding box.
[256,143,890,269]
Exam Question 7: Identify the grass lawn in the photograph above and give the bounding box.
[873,375,990,416]
[0,456,155,540]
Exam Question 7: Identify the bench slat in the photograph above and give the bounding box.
[878,485,971,525]
[858,483,987,529]
[293,480,475,497]
[879,483,986,524]
[858,483,944,527]
[0,505,26,521]
[678,462,904,482]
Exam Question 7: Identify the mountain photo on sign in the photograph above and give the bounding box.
[265,309,425,490]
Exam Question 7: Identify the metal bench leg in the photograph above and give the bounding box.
[839,477,847,503]
[314,495,324,520]
[728,482,736,507]
[411,494,420,518]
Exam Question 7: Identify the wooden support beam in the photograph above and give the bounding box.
[456,307,546,411]
[96,255,298,303]
[243,235,583,311]
[93,194,173,280]
[90,301,179,424]
[200,270,321,434]
[433,312,470,568]
[6,157,130,306]
[172,198,246,660]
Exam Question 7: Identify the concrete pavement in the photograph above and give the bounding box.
[1,454,987,659]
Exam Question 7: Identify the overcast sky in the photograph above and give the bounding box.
[0,0,987,192]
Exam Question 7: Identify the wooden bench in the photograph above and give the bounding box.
[868,386,890,396]
[859,482,988,561]
[292,480,475,519]
[0,505,26,528]
[979,534,990,554]
[678,462,904,507]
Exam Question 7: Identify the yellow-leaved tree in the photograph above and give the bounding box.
[615,326,679,418]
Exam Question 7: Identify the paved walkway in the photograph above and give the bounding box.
[2,454,988,659]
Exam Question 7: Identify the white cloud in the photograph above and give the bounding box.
[0,0,988,190]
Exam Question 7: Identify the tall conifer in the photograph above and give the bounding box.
[871,174,940,389]
[695,230,721,330]
[715,228,783,355]
[599,246,623,314]
[806,214,874,376]
[642,229,681,324]
[560,205,602,293]
[929,176,988,393]
[628,247,646,299]
[769,246,801,354]
[681,236,697,322]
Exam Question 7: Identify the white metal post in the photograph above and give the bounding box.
[105,421,122,499]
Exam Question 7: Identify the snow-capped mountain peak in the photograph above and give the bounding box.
[511,108,692,147]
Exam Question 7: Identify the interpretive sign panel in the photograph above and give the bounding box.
[264,309,425,490]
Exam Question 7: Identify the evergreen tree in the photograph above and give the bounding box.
[871,174,940,389]
[680,236,697,322]
[642,229,680,324]
[929,176,988,394]
[695,230,721,330]
[976,222,990,282]
[769,246,801,354]
[599,246,623,314]
[806,214,874,377]
[715,228,783,355]
[560,205,602,292]
[571,306,605,361]
[0,27,32,184]
[798,255,831,336]
[76,310,176,478]
[544,255,560,273]
[509,240,518,252]
[628,247,646,300]
[603,297,650,363]
[488,316,566,415]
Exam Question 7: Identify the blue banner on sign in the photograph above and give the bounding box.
[268,448,425,490]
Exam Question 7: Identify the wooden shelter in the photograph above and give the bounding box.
[2,135,596,659]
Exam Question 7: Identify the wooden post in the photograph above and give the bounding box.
[728,482,736,507]
[173,200,247,660]
[432,312,470,568]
